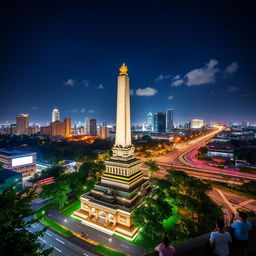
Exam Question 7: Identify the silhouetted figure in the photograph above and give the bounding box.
[155,236,176,256]
[210,219,232,256]
[230,212,252,256]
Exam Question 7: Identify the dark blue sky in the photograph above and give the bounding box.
[1,1,255,124]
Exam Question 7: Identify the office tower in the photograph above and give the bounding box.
[191,119,204,129]
[64,118,72,137]
[16,114,29,135]
[146,112,153,131]
[40,126,51,136]
[86,118,97,136]
[74,64,150,239]
[52,108,60,122]
[185,122,191,130]
[50,121,66,138]
[153,113,166,133]
[166,108,174,133]
[98,125,109,139]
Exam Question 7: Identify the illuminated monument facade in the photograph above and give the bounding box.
[74,64,150,238]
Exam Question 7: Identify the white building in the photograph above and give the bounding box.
[191,119,204,129]
[52,108,60,122]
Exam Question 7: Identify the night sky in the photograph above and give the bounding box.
[1,1,256,125]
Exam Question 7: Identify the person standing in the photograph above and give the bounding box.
[155,236,176,256]
[230,211,252,256]
[210,219,232,256]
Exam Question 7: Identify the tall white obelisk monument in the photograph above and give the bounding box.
[112,63,134,158]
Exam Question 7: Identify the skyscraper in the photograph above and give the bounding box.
[64,118,72,137]
[16,114,29,135]
[50,121,65,138]
[191,119,204,129]
[74,64,150,239]
[166,108,174,133]
[146,112,153,131]
[153,113,166,133]
[98,125,109,139]
[52,108,60,122]
[86,118,97,136]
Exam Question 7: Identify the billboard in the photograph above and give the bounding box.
[12,156,33,167]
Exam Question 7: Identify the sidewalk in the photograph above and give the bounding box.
[47,207,148,256]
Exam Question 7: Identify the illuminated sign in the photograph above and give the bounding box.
[12,156,33,167]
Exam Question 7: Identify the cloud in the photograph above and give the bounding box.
[171,79,184,87]
[96,84,105,89]
[185,59,219,86]
[80,108,86,113]
[64,79,75,86]
[31,106,38,110]
[167,95,174,100]
[130,89,134,95]
[136,87,158,96]
[172,75,180,80]
[88,109,95,113]
[154,74,172,82]
[227,86,239,93]
[83,80,90,87]
[224,62,238,76]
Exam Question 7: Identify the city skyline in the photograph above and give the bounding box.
[1,2,256,124]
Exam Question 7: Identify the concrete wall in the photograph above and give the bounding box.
[147,217,256,256]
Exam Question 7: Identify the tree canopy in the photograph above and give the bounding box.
[0,188,52,256]
[40,161,105,207]
[132,169,222,242]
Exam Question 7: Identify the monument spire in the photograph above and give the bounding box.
[114,63,132,154]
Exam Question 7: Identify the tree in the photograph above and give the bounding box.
[144,159,159,180]
[40,180,71,208]
[41,166,65,178]
[132,196,172,239]
[0,188,52,256]
[241,181,256,194]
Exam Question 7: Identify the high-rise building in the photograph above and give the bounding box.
[185,122,191,130]
[52,108,60,122]
[153,113,166,133]
[16,114,29,135]
[166,108,174,133]
[74,64,150,239]
[50,121,66,138]
[86,118,97,136]
[98,125,109,139]
[191,119,204,129]
[64,118,72,137]
[40,126,51,136]
[146,112,153,131]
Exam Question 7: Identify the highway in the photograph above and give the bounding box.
[27,219,97,256]
[209,187,256,225]
[141,126,256,182]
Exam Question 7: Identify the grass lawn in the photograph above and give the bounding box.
[93,244,126,256]
[34,203,55,219]
[212,183,256,200]
[35,202,73,237]
[40,215,73,237]
[59,200,81,217]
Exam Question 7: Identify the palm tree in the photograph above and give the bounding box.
[144,159,159,180]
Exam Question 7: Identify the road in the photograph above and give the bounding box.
[26,218,97,256]
[209,187,256,225]
[47,207,147,256]
[141,126,256,182]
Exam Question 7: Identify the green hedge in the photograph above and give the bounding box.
[93,244,126,256]
[41,215,73,237]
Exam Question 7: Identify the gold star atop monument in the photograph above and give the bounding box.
[119,63,128,76]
